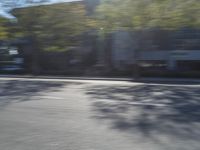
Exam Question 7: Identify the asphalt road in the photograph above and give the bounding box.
[0,78,200,150]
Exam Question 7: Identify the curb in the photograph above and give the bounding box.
[0,75,133,82]
[0,75,200,84]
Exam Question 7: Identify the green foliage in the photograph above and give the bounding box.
[0,17,9,40]
[96,0,200,31]
[12,2,92,51]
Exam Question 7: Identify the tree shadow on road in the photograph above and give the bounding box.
[86,83,200,142]
[0,80,80,108]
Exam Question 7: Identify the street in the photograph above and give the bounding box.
[0,77,200,150]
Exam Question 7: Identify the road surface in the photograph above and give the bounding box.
[0,77,200,150]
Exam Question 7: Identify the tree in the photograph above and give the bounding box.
[11,2,93,74]
[95,0,200,78]
[96,0,200,30]
[0,17,9,40]
[12,2,92,51]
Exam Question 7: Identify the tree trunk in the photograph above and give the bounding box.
[31,54,40,75]
[29,36,41,75]
[132,31,142,80]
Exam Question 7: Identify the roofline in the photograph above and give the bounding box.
[15,0,83,9]
[10,0,84,16]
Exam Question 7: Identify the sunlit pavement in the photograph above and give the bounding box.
[0,77,200,150]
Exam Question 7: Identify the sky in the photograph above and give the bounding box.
[0,0,82,19]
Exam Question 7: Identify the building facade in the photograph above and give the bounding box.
[111,29,200,71]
